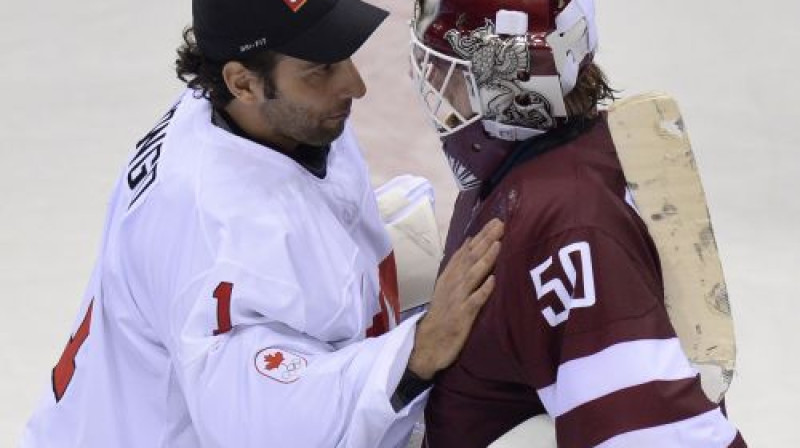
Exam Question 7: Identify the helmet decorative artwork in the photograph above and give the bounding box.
[445,18,554,131]
[411,0,598,141]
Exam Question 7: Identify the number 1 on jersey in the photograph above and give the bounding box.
[213,282,233,335]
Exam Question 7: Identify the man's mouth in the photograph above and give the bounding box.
[328,102,353,120]
[328,109,351,120]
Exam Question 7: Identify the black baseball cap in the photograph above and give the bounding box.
[193,0,389,64]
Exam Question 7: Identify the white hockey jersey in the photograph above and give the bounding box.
[21,90,424,448]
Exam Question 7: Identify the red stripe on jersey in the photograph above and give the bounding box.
[523,304,679,389]
[52,300,94,402]
[378,252,400,319]
[366,253,400,337]
[555,376,717,448]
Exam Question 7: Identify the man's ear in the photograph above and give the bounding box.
[222,61,260,104]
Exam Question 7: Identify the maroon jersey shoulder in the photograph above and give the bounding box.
[494,118,646,249]
[471,116,668,367]
[426,118,676,447]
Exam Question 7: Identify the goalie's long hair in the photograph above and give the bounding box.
[564,63,618,120]
[175,27,281,109]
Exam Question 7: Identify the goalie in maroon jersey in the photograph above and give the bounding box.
[409,0,747,446]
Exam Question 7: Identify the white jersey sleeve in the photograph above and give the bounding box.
[164,180,425,448]
[181,304,423,447]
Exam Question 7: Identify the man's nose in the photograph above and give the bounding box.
[338,59,367,99]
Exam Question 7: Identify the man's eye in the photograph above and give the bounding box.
[305,64,333,78]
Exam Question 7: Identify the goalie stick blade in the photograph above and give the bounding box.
[608,92,736,402]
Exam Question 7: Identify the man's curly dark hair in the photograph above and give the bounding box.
[175,27,281,109]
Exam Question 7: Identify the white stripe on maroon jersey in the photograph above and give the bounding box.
[594,408,738,447]
[537,338,697,416]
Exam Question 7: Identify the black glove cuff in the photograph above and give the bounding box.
[390,367,433,412]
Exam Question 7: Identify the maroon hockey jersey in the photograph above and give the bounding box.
[425,117,746,447]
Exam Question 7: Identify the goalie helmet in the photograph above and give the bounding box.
[410,0,598,141]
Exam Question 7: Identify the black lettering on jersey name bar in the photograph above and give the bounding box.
[128,102,179,208]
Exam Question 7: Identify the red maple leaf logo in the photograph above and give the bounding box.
[264,352,285,371]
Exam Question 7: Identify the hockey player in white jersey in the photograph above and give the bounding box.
[19,0,504,447]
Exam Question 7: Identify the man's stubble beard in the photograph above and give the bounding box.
[261,96,346,148]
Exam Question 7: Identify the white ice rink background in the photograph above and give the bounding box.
[2,0,798,446]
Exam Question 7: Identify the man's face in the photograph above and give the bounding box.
[257,56,367,148]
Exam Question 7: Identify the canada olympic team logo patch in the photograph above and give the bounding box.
[254,348,308,383]
[282,0,308,13]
